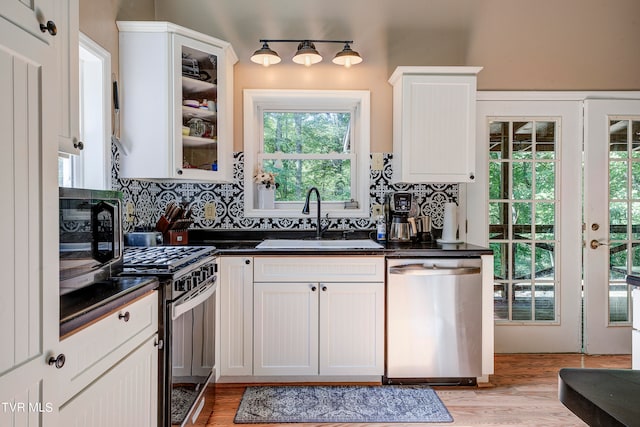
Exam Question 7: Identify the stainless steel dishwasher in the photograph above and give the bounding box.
[385,257,482,385]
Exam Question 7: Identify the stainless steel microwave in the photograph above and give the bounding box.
[59,187,123,294]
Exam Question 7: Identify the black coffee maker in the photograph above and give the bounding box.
[386,192,414,242]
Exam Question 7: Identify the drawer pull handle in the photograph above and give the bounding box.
[119,311,130,322]
[48,353,65,369]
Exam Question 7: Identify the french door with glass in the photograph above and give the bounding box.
[472,98,583,353]
[472,94,640,354]
[583,99,640,354]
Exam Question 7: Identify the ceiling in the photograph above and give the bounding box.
[154,0,480,66]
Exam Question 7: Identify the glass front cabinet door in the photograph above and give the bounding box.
[117,21,237,181]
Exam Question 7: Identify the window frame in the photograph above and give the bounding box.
[58,33,111,189]
[243,89,370,218]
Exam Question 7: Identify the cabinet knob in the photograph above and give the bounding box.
[322,286,327,292]
[48,353,65,369]
[39,20,57,36]
[177,169,183,175]
[245,259,251,265]
[311,286,317,292]
[469,172,475,180]
[73,140,84,150]
[118,311,130,322]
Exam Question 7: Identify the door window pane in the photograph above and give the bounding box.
[632,162,640,199]
[512,202,532,240]
[606,117,639,323]
[632,120,640,158]
[490,121,509,160]
[512,162,532,199]
[513,122,533,159]
[535,121,556,160]
[609,282,629,322]
[494,282,509,320]
[491,242,508,279]
[609,161,628,199]
[512,282,533,321]
[534,283,555,321]
[633,203,640,240]
[535,243,555,280]
[535,162,555,200]
[536,202,555,240]
[609,202,628,240]
[489,118,559,323]
[489,162,507,199]
[609,243,627,280]
[513,242,532,279]
[489,202,508,239]
[609,120,628,159]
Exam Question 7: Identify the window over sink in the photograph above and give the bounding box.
[244,89,370,218]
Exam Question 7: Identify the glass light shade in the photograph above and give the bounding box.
[332,44,362,68]
[292,41,322,67]
[250,43,281,67]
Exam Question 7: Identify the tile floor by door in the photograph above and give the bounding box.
[194,353,631,426]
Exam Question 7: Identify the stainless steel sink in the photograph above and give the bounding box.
[255,239,384,249]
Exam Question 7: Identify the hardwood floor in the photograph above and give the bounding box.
[195,354,631,426]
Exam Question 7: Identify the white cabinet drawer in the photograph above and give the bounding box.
[58,291,158,402]
[633,288,640,330]
[254,256,385,282]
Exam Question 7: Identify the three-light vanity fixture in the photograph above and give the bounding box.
[250,39,362,68]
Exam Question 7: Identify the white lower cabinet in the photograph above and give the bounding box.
[319,282,384,375]
[219,256,254,376]
[253,257,385,378]
[57,292,158,426]
[59,335,158,426]
[254,282,319,376]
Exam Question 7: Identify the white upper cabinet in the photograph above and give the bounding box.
[117,21,237,181]
[54,0,81,155]
[389,66,482,183]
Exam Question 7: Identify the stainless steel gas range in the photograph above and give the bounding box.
[123,246,217,427]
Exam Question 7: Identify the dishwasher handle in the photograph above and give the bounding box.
[389,263,481,276]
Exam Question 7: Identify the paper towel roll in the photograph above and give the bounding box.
[442,202,458,242]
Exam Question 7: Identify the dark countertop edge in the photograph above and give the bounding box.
[559,368,640,427]
[626,274,640,288]
[187,229,492,256]
[208,243,492,257]
[214,247,493,257]
[60,278,159,339]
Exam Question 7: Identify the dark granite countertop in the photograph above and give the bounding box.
[188,229,492,257]
[60,275,159,338]
[626,274,640,288]
[559,368,640,427]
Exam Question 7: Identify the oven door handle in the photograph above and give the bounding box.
[172,280,217,320]
[389,264,481,276]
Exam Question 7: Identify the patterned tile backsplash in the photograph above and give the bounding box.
[112,150,458,233]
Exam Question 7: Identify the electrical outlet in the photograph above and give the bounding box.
[204,202,216,220]
[371,152,384,171]
[372,204,383,217]
[125,202,135,222]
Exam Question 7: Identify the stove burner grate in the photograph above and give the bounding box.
[123,246,215,272]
